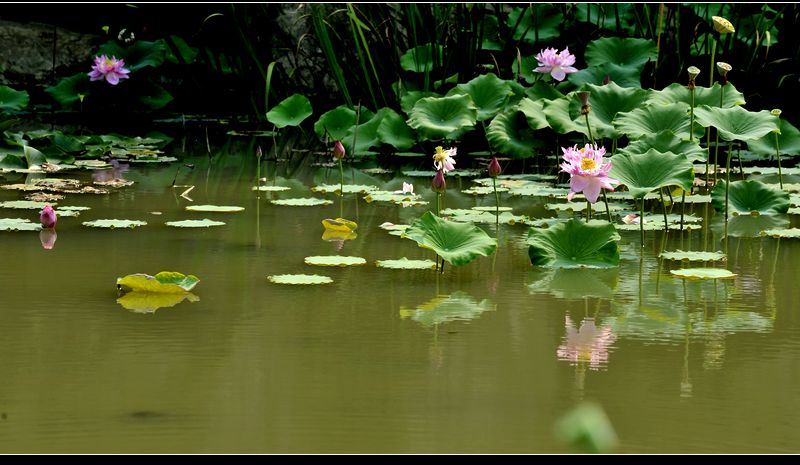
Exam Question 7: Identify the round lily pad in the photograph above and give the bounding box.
[252,185,291,192]
[0,218,41,231]
[761,228,800,239]
[59,206,91,211]
[311,184,379,194]
[660,250,726,261]
[185,205,245,213]
[83,219,147,229]
[267,274,333,285]
[0,200,53,210]
[304,255,367,267]
[471,206,513,212]
[670,268,737,279]
[270,198,333,207]
[376,258,437,270]
[165,219,226,228]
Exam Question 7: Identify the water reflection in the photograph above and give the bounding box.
[556,315,616,370]
[528,268,619,300]
[116,291,200,314]
[399,291,494,327]
[39,228,57,249]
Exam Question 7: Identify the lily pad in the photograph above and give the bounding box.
[267,274,333,285]
[117,291,199,314]
[406,94,478,140]
[266,93,313,129]
[648,82,746,110]
[59,206,91,211]
[761,228,800,239]
[402,211,497,267]
[659,250,726,261]
[165,219,226,228]
[584,37,657,70]
[693,106,779,141]
[609,149,694,199]
[185,205,245,213]
[270,198,333,207]
[527,219,620,268]
[311,184,378,194]
[252,185,291,192]
[670,268,736,279]
[314,104,357,141]
[117,271,200,293]
[375,258,437,270]
[0,200,51,210]
[304,255,367,267]
[321,218,357,232]
[399,43,443,73]
[0,218,41,231]
[83,219,147,229]
[710,180,789,215]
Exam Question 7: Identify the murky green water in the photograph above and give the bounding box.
[1,148,799,453]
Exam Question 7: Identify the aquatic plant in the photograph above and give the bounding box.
[560,144,619,222]
[88,55,130,85]
[432,146,457,173]
[39,205,57,229]
[534,47,578,81]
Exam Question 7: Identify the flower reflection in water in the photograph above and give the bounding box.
[557,315,616,370]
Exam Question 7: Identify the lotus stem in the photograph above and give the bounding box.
[338,158,344,198]
[689,87,696,142]
[492,176,500,226]
[725,141,732,222]
[601,190,612,223]
[437,192,442,216]
[586,200,591,223]
[659,188,669,234]
[680,191,686,232]
[583,113,595,145]
[713,83,726,187]
[776,132,783,190]
[640,199,645,248]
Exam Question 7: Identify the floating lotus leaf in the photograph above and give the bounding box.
[542,97,582,134]
[445,210,530,225]
[311,184,378,194]
[569,63,643,88]
[321,230,358,242]
[399,91,439,114]
[226,130,276,137]
[379,222,409,231]
[516,97,549,130]
[406,94,478,140]
[747,119,800,157]
[375,257,437,270]
[185,205,244,213]
[117,271,200,293]
[270,198,333,207]
[399,291,494,326]
[674,194,711,204]
[363,191,420,204]
[527,219,620,268]
[693,105,779,141]
[252,185,291,192]
[609,149,694,199]
[0,85,29,111]
[614,103,702,140]
[618,131,708,163]
[117,291,199,314]
[266,93,313,129]
[471,206,513,212]
[304,255,367,267]
[647,82,745,109]
[0,200,52,210]
[402,211,497,266]
[447,73,513,121]
[761,228,800,239]
[670,268,736,279]
[570,83,651,139]
[486,110,541,159]
[585,37,658,69]
[0,218,41,231]
[461,185,509,195]
[376,108,417,150]
[165,219,226,228]
[59,206,91,211]
[710,180,789,215]
[527,268,619,300]
[321,218,357,232]
[401,169,483,178]
[399,43,443,73]
[659,250,726,261]
[83,219,147,229]
[314,104,357,141]
[267,274,333,285]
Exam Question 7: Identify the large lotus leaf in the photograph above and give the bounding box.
[314,105,357,141]
[83,219,147,228]
[266,94,313,128]
[402,211,497,267]
[45,73,92,108]
[614,103,702,140]
[267,274,333,285]
[486,111,541,159]
[376,108,416,150]
[400,43,443,73]
[406,94,477,140]
[585,37,657,69]
[0,218,41,231]
[710,180,789,215]
[270,198,333,206]
[0,153,26,169]
[569,82,651,139]
[137,81,173,110]
[0,86,29,111]
[166,219,226,228]
[376,258,437,270]
[399,291,494,326]
[526,219,620,268]
[98,40,166,71]
[761,228,800,239]
[517,98,549,130]
[660,250,726,262]
[117,291,199,314]
[400,91,439,114]
[304,255,366,267]
[617,131,708,162]
[647,83,745,109]
[508,5,562,42]
[569,63,644,88]
[525,81,564,101]
[609,149,694,199]
[542,97,582,135]
[117,271,200,293]
[670,268,736,280]
[447,73,512,121]
[693,105,779,141]
[747,119,800,157]
[343,107,390,154]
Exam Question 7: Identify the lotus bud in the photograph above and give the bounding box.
[771,109,782,118]
[577,91,591,115]
[40,205,57,229]
[488,156,502,177]
[402,182,414,195]
[716,62,732,84]
[711,16,735,34]
[39,229,57,250]
[333,140,345,160]
[431,169,446,193]
[256,146,262,159]
[602,75,610,86]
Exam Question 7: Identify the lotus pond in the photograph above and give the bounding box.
[0,139,799,453]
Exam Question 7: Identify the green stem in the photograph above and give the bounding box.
[659,188,669,234]
[586,200,591,223]
[492,177,500,226]
[713,84,725,184]
[724,141,732,222]
[437,192,442,216]
[601,190,612,223]
[689,87,696,142]
[584,113,595,145]
[640,199,645,248]
[680,191,686,232]
[776,131,783,190]
[709,37,717,87]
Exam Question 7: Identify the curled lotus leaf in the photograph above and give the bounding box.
[117,271,200,293]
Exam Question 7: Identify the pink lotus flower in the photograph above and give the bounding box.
[39,229,57,250]
[487,156,502,177]
[333,140,346,160]
[621,214,641,225]
[432,146,456,173]
[534,47,579,81]
[560,144,619,203]
[88,55,130,85]
[401,182,414,195]
[431,169,446,193]
[557,315,616,370]
[40,205,57,229]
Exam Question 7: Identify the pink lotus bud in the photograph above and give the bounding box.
[488,157,502,177]
[40,205,57,229]
[333,140,346,160]
[39,229,57,250]
[431,169,446,193]
[256,146,263,159]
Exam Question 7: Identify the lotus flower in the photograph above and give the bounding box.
[621,214,641,225]
[88,55,130,85]
[432,146,456,173]
[431,169,446,193]
[39,229,57,250]
[534,47,579,81]
[40,205,57,229]
[557,315,616,370]
[560,144,620,203]
[487,157,501,177]
[333,140,346,160]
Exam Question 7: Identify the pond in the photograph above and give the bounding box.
[1,145,799,453]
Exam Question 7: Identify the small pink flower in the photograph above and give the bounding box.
[333,140,346,160]
[402,182,414,195]
[534,47,579,81]
[88,54,130,85]
[560,144,620,204]
[40,205,57,229]
[432,146,456,173]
